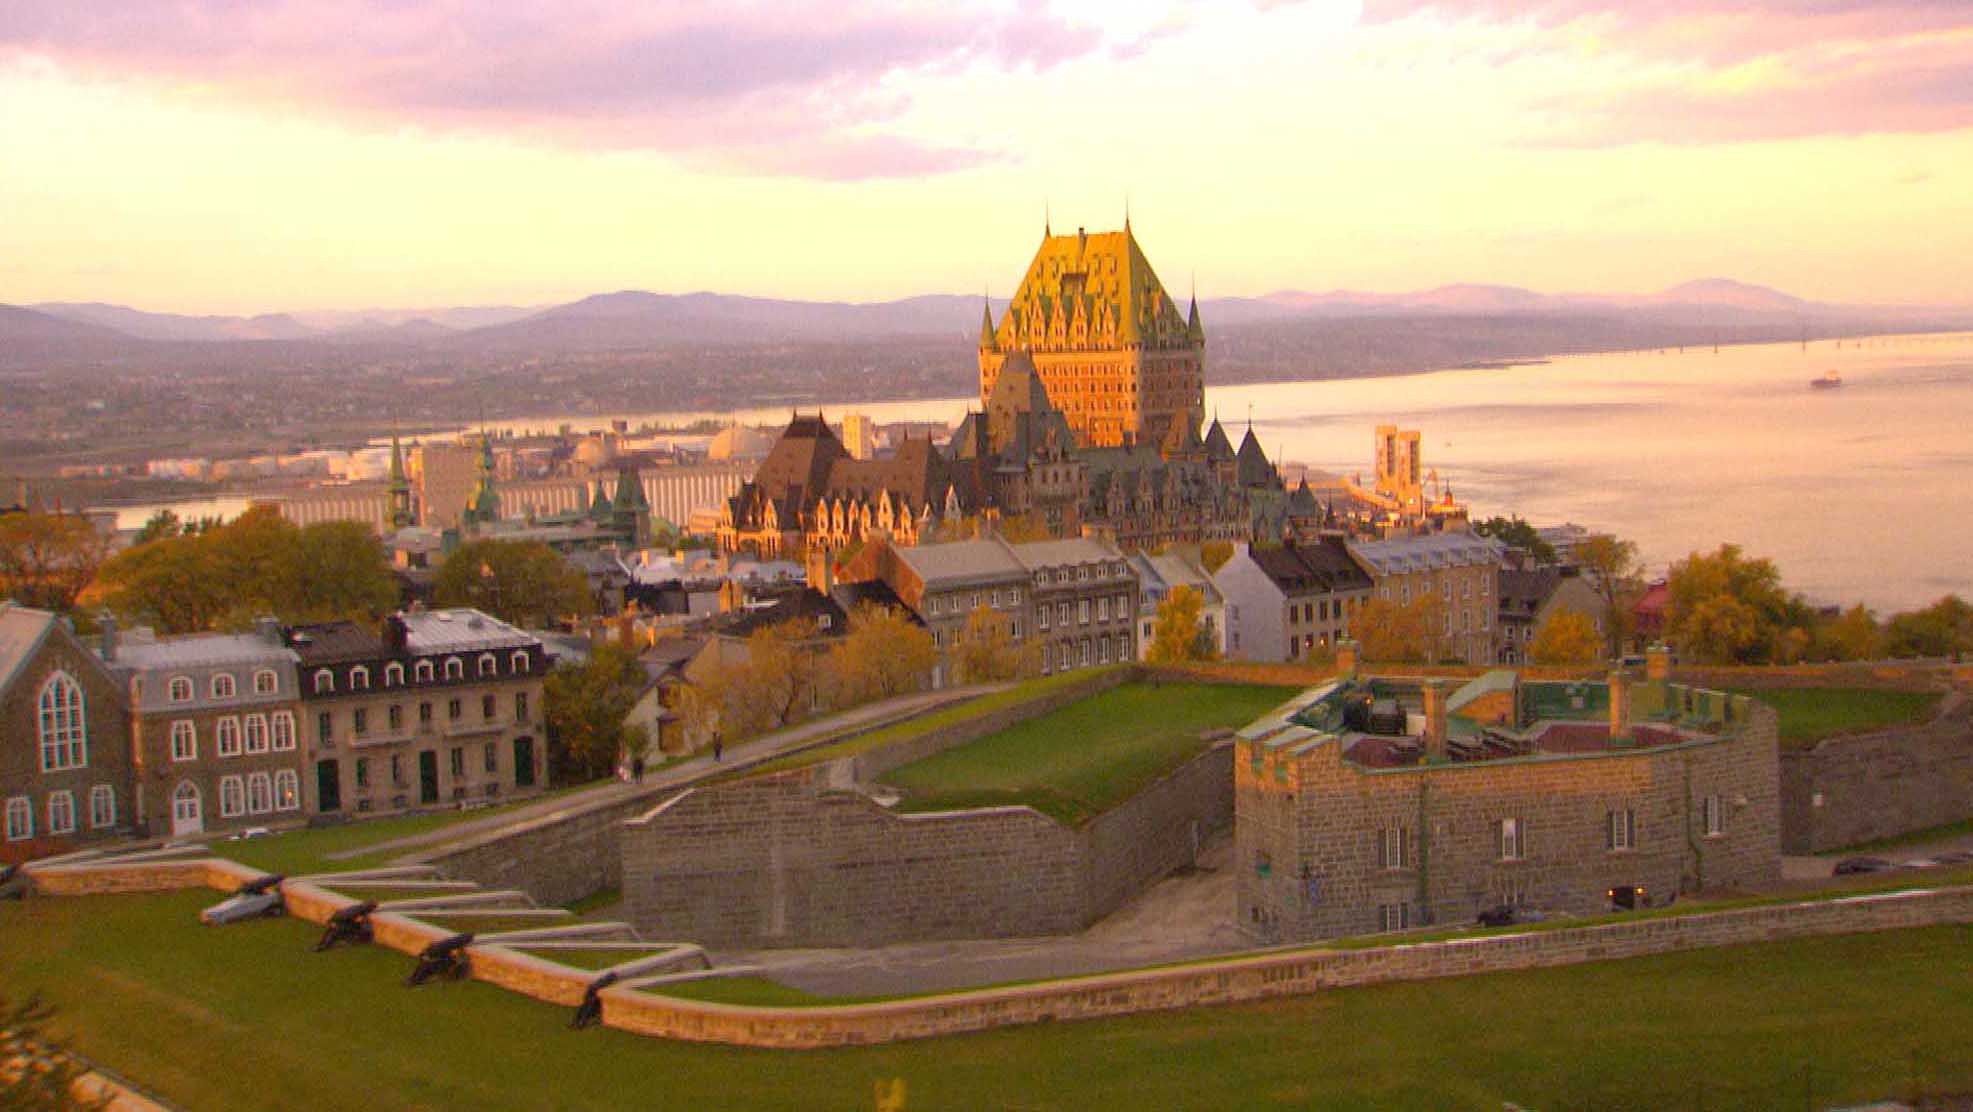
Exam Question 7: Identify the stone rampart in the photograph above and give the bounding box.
[1780,699,1973,853]
[600,884,1973,1048]
[623,742,1233,948]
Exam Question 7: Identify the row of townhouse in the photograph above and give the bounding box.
[841,532,1141,684]
[1,600,548,862]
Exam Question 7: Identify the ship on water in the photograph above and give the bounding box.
[1810,370,1843,390]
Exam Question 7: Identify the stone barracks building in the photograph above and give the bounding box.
[1235,652,1779,942]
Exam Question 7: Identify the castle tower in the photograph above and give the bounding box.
[463,433,501,530]
[387,428,416,528]
[979,222,1204,449]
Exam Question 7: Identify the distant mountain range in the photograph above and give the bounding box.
[5,279,1970,362]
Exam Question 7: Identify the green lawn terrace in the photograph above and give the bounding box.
[1254,669,1764,770]
[1726,684,1944,749]
[874,681,1300,825]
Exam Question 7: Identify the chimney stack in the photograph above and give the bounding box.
[1609,671,1630,738]
[98,612,118,662]
[806,546,834,595]
[1335,638,1358,680]
[1422,679,1449,761]
[255,615,281,646]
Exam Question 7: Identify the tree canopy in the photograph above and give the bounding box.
[1884,595,1973,659]
[0,512,109,614]
[1574,533,1642,658]
[431,538,592,628]
[1147,585,1217,664]
[954,603,1038,683]
[1664,543,1815,664]
[89,505,395,633]
[1530,607,1602,665]
[1352,595,1443,664]
[543,643,648,783]
[1472,516,1556,563]
[828,603,936,702]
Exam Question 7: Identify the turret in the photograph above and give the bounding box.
[979,298,999,353]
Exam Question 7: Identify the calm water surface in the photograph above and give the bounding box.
[115,332,1973,612]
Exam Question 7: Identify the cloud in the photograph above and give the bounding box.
[1355,1,1973,143]
[0,1,1100,176]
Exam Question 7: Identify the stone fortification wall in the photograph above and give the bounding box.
[850,668,1128,782]
[623,742,1233,948]
[600,885,1973,1048]
[1780,698,1973,853]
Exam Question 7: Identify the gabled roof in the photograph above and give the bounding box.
[893,537,1026,589]
[0,602,58,696]
[1247,537,1374,595]
[710,586,848,638]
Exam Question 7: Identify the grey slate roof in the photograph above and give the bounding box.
[893,537,1026,588]
[0,602,56,696]
[1348,532,1507,576]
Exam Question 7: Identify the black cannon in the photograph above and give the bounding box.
[313,900,378,951]
[0,863,22,901]
[406,933,475,987]
[570,970,622,1029]
[200,874,287,925]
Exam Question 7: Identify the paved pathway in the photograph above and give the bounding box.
[324,684,1006,864]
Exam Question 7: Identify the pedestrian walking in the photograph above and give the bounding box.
[632,755,645,783]
[713,736,723,763]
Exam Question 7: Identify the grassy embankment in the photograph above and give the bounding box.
[1728,686,1941,750]
[5,889,1973,1109]
[877,682,1297,825]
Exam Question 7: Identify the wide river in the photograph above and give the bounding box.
[116,331,1973,612]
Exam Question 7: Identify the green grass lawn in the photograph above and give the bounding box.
[6,889,1973,1109]
[1728,686,1941,749]
[878,682,1297,825]
[511,947,655,971]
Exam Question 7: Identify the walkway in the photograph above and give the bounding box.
[330,684,1004,864]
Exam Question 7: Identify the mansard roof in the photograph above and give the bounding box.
[990,224,1193,352]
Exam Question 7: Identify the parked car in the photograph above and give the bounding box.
[1833,856,1896,875]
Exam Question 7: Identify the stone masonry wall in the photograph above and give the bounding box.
[1238,703,1780,944]
[1780,698,1973,853]
[624,742,1234,948]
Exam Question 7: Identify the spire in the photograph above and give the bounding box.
[1044,200,1051,239]
[1186,277,1203,344]
[979,295,999,352]
[387,423,413,528]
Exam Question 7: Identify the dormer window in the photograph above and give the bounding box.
[252,669,278,695]
[385,662,406,687]
[511,650,530,673]
[415,659,435,683]
[445,657,464,681]
[313,669,334,694]
[168,676,194,703]
[350,666,370,690]
[211,673,236,699]
[478,653,497,677]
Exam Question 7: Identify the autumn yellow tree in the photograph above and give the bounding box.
[1148,585,1217,663]
[0,511,109,613]
[1529,607,1602,665]
[744,618,826,729]
[1812,604,1883,662]
[954,604,1037,683]
[678,654,762,753]
[1352,595,1443,663]
[828,603,936,702]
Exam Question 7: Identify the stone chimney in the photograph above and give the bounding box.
[254,615,282,646]
[1646,643,1672,683]
[806,546,834,595]
[617,609,637,650]
[1609,670,1630,737]
[1421,679,1449,761]
[1335,638,1358,680]
[98,612,118,662]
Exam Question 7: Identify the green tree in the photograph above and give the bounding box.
[1575,533,1642,658]
[543,643,647,782]
[1148,585,1217,663]
[0,512,109,613]
[1529,607,1602,665]
[1472,516,1556,563]
[432,539,592,628]
[1812,604,1882,662]
[132,508,183,546]
[1,991,110,1111]
[289,521,399,624]
[1884,595,1973,659]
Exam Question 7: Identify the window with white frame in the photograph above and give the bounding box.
[4,796,31,841]
[1378,902,1411,932]
[46,790,76,835]
[88,784,115,828]
[1038,606,1051,632]
[1078,599,1090,625]
[1606,808,1636,851]
[38,671,88,772]
[385,662,405,687]
[511,650,530,673]
[219,776,245,817]
[274,770,300,812]
[1497,817,1525,861]
[314,669,334,694]
[168,676,194,702]
[1099,637,1112,664]
[416,659,435,682]
[253,669,278,695]
[1057,601,1069,626]
[211,673,236,699]
[272,712,296,751]
[170,720,196,761]
[244,714,269,754]
[1078,640,1090,667]
[445,657,464,680]
[1703,795,1725,837]
[216,717,242,758]
[1097,596,1109,621]
[478,653,497,677]
[1377,825,1410,869]
[246,772,273,814]
[350,666,370,690]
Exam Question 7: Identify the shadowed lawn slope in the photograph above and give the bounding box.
[1729,686,1942,749]
[877,683,1299,824]
[5,890,1973,1109]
